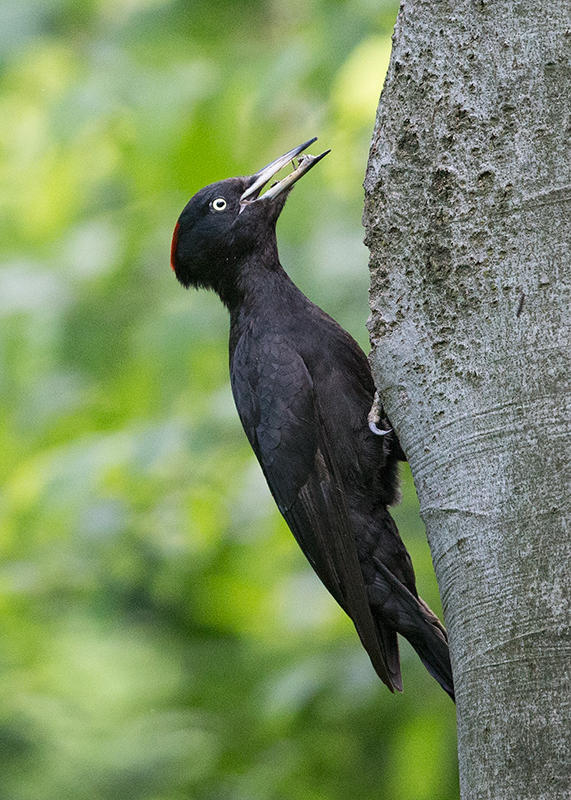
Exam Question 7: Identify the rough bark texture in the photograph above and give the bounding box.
[364,2,569,798]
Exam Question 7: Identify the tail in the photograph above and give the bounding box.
[406,596,455,702]
[372,555,455,701]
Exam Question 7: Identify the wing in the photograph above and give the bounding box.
[230,332,398,691]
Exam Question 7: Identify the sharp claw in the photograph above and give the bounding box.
[369,421,392,436]
[368,390,391,436]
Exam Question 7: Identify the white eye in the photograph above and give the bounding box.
[211,197,227,211]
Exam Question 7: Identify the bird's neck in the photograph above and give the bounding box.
[221,235,291,316]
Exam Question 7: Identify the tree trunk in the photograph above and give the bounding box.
[364,2,569,798]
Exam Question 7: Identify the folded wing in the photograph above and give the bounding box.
[231,332,401,691]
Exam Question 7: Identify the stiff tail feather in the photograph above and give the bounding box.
[405,600,455,701]
[372,555,455,701]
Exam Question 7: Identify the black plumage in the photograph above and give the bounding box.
[171,139,454,700]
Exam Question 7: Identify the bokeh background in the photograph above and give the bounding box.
[0,1,458,798]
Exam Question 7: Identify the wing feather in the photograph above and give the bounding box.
[231,332,398,690]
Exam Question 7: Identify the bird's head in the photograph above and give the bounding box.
[170,138,329,296]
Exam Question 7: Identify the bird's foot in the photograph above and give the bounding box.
[368,391,392,436]
[369,421,392,436]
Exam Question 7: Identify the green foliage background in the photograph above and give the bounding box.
[0,1,458,797]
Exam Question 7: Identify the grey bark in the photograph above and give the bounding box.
[364,2,569,799]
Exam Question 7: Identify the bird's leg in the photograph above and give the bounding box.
[368,390,392,436]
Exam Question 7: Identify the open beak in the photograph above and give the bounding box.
[240,137,330,207]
